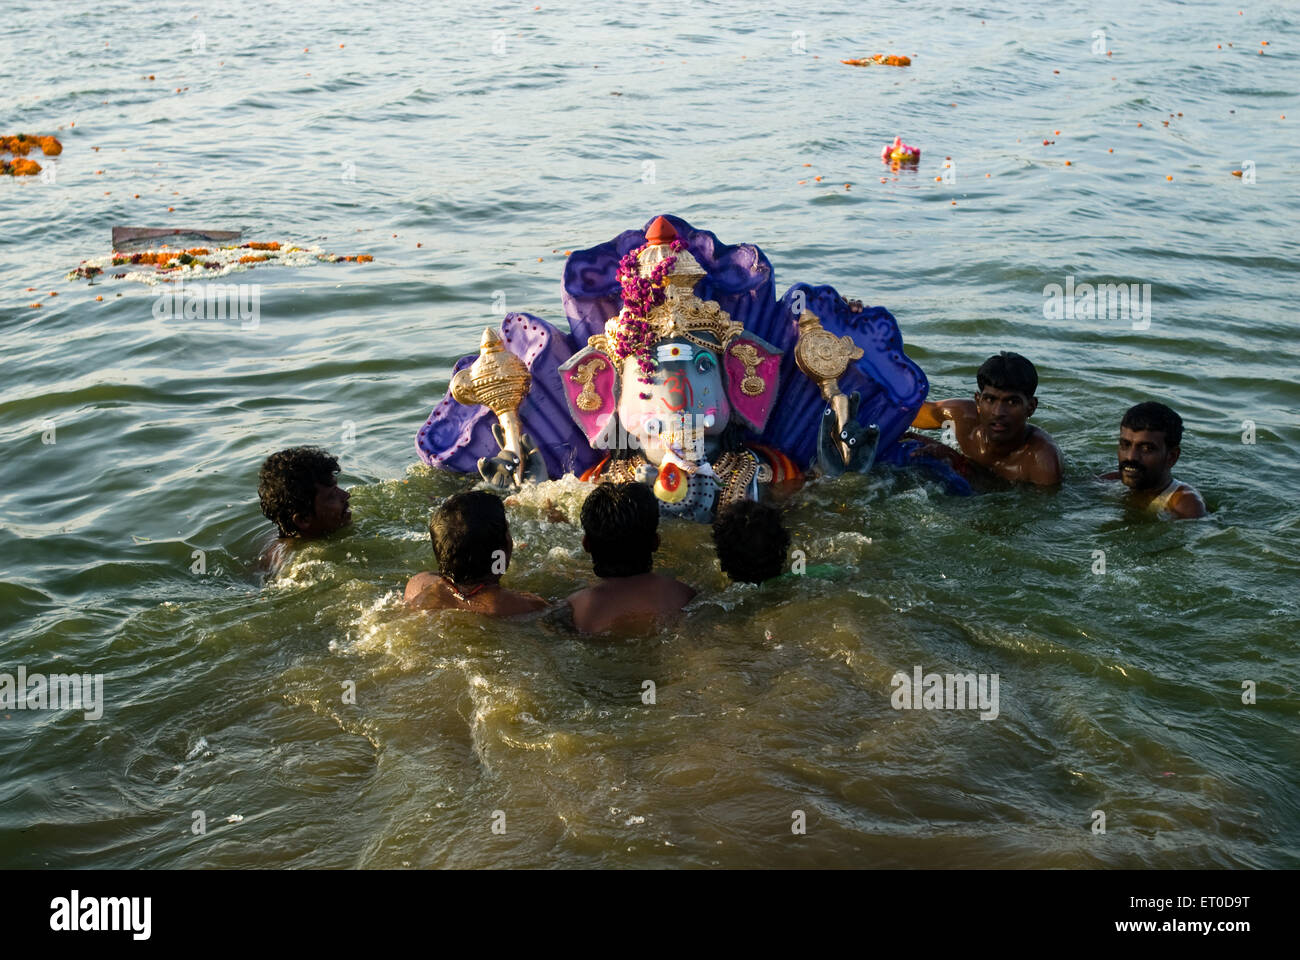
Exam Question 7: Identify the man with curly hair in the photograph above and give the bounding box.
[257,446,352,539]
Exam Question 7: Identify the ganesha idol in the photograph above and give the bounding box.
[416,215,940,521]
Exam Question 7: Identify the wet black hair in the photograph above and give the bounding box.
[711,500,791,584]
[430,490,510,584]
[1122,401,1184,449]
[976,352,1038,398]
[580,482,659,578]
[258,446,340,537]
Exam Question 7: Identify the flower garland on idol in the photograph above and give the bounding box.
[612,237,685,398]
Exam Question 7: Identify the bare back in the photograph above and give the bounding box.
[404,572,547,617]
[567,572,696,635]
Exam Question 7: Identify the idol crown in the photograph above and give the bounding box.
[595,216,744,356]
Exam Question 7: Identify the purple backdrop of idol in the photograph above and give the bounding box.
[415,214,929,478]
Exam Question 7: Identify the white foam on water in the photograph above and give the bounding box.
[269,557,339,590]
[503,474,591,522]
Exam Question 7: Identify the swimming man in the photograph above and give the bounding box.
[568,482,696,634]
[909,351,1063,486]
[405,490,547,615]
[1101,401,1206,518]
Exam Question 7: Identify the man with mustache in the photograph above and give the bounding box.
[908,351,1063,486]
[1102,402,1206,518]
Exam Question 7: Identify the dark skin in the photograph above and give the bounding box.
[567,532,696,635]
[293,480,352,538]
[404,536,547,616]
[261,479,351,573]
[910,385,1063,486]
[1100,427,1206,518]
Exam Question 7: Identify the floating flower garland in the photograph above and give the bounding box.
[1,134,63,176]
[841,54,911,67]
[1,157,42,176]
[67,242,374,285]
[613,237,685,395]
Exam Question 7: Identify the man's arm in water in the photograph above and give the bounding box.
[911,398,975,430]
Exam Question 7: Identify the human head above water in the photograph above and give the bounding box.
[712,500,791,584]
[1117,401,1184,491]
[258,446,350,538]
[430,490,512,585]
[580,482,660,578]
[974,351,1039,439]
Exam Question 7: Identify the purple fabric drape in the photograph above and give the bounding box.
[415,312,600,478]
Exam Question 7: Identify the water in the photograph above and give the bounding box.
[2,0,1298,868]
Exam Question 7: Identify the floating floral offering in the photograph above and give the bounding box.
[2,157,42,176]
[1,133,62,156]
[1,134,62,176]
[881,136,921,163]
[842,54,912,67]
[68,241,375,285]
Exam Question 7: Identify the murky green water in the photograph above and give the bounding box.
[2,0,1297,868]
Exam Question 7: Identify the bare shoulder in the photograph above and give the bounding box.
[404,571,439,606]
[1171,483,1208,518]
[503,589,549,614]
[566,585,596,618]
[259,538,291,577]
[662,575,696,605]
[1026,426,1064,484]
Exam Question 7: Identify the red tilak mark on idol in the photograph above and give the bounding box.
[660,374,693,412]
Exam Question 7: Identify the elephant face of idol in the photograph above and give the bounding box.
[557,331,782,464]
[616,340,731,466]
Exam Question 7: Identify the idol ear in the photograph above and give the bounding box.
[558,345,620,446]
[723,332,782,431]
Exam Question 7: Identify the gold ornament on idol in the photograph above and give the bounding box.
[451,327,533,485]
[793,310,864,465]
[570,357,608,412]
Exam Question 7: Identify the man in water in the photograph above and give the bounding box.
[1101,401,1206,518]
[568,482,696,634]
[908,351,1063,486]
[405,490,547,615]
[712,501,790,584]
[258,446,352,539]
